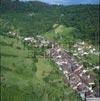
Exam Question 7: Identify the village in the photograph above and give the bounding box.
[73,41,99,56]
[7,31,100,100]
[48,42,96,100]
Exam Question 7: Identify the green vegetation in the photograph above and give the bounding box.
[0,1,99,101]
[0,35,81,101]
[44,25,81,44]
[0,1,99,45]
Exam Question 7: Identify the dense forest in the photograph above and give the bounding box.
[0,0,99,45]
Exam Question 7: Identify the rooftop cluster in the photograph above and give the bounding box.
[24,35,50,47]
[48,42,97,100]
[73,41,99,56]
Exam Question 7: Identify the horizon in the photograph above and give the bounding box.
[20,0,99,5]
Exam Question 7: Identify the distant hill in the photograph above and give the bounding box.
[0,1,99,45]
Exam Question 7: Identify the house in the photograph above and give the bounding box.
[56,55,62,59]
[63,70,68,75]
[33,39,37,43]
[24,37,33,43]
[8,31,17,38]
[90,49,94,53]
[81,41,85,45]
[93,48,96,51]
[56,48,62,52]
[83,70,88,73]
[83,52,89,55]
[78,47,83,51]
[77,83,87,92]
[59,67,62,71]
[24,37,32,41]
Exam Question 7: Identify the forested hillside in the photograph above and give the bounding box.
[0,1,99,45]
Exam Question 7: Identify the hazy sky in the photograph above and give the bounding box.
[20,0,99,5]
